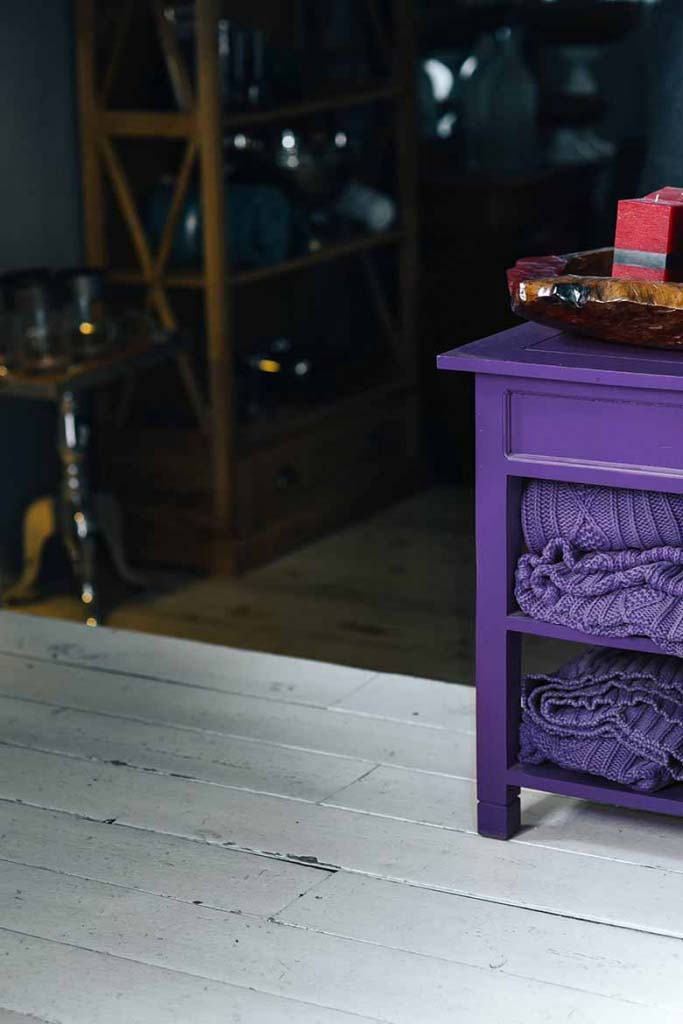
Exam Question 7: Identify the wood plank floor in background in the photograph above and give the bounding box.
[16,486,575,682]
[0,612,682,1023]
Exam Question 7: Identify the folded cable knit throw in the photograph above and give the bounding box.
[520,647,683,791]
[521,479,683,554]
[516,481,683,656]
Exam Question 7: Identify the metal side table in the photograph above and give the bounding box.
[1,334,184,625]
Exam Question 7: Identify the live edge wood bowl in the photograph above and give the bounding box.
[508,248,683,350]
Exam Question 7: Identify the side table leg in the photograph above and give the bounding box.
[95,493,149,590]
[474,380,523,840]
[58,390,100,626]
[3,496,57,603]
[476,633,522,840]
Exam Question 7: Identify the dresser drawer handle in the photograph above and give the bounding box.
[275,465,299,490]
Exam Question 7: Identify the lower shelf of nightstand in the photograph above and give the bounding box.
[506,612,670,657]
[508,762,683,817]
[499,617,683,823]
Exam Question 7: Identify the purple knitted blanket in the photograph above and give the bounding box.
[522,479,683,554]
[520,647,683,791]
[516,481,683,656]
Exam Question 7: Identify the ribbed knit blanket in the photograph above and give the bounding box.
[520,647,683,791]
[516,481,683,656]
[522,479,683,554]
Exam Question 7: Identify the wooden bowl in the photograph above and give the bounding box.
[507,248,683,350]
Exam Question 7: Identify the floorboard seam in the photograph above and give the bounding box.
[270,870,333,916]
[0,647,377,711]
[0,650,472,731]
[0,1009,52,1024]
[3,757,682,882]
[0,854,324,916]
[318,799,683,876]
[0,796,341,872]
[327,706,453,733]
[0,739,330,806]
[0,924,391,1024]
[325,673,383,708]
[310,868,683,941]
[0,696,382,766]
[0,905,662,1018]
[343,760,476,782]
[270,916,673,1013]
[317,764,382,805]
[1,796,675,941]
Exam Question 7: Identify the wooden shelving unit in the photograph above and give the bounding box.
[75,0,420,572]
[109,228,404,289]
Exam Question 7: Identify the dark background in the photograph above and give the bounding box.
[0,0,669,571]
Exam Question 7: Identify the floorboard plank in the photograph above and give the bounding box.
[0,863,670,1024]
[0,695,371,803]
[325,764,683,877]
[1,747,681,939]
[279,871,683,1013]
[0,612,374,707]
[2,603,682,1022]
[0,657,474,776]
[332,673,475,732]
[0,802,327,917]
[0,930,380,1024]
[0,1011,51,1024]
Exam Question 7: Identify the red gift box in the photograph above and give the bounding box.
[613,187,683,282]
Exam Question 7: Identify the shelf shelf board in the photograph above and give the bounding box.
[102,111,195,138]
[508,761,683,817]
[238,376,413,452]
[506,612,667,656]
[223,82,401,128]
[109,231,402,292]
[109,270,204,289]
[0,334,183,402]
[233,230,403,286]
[100,83,400,139]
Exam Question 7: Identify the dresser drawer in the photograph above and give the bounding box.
[507,386,683,474]
[237,399,416,535]
[103,426,212,499]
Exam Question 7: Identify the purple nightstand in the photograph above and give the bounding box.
[438,321,683,839]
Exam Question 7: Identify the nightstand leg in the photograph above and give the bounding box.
[476,630,522,840]
[477,799,521,840]
[474,378,523,840]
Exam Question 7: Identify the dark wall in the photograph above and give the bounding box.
[0,0,81,270]
[0,0,82,577]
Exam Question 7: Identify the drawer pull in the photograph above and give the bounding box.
[275,465,299,490]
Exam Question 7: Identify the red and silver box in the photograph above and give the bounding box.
[613,186,683,282]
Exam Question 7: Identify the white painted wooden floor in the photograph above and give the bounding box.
[0,614,682,1023]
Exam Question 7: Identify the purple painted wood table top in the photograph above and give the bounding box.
[438,321,683,391]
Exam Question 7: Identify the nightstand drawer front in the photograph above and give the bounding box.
[508,389,683,473]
